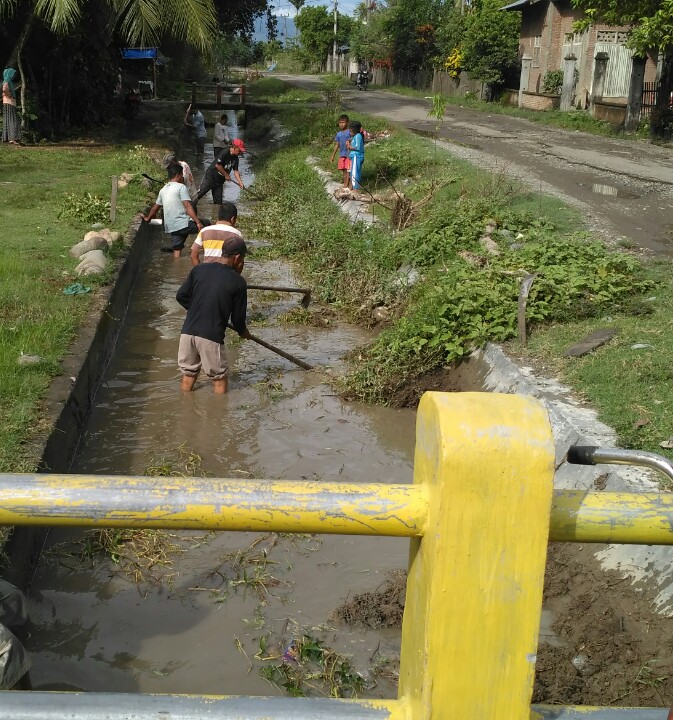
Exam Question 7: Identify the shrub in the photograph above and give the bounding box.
[542,70,563,95]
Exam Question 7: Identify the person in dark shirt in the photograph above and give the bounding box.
[193,138,246,211]
[176,235,252,394]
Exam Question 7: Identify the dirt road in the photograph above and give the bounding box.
[281,74,673,255]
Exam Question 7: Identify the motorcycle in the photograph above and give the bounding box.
[356,70,369,92]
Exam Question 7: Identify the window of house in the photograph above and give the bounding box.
[532,35,542,67]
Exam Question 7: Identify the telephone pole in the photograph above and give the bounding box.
[332,0,338,73]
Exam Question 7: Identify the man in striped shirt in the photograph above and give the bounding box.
[190,201,243,266]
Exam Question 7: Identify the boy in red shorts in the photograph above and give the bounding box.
[330,114,350,187]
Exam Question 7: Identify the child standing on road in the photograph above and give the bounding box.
[330,114,350,187]
[347,120,365,192]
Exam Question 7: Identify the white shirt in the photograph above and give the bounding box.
[156,182,191,233]
[213,122,230,147]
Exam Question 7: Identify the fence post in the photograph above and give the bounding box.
[240,84,246,107]
[519,55,532,108]
[560,53,577,111]
[625,56,647,132]
[590,51,609,113]
[398,391,555,719]
[191,82,196,106]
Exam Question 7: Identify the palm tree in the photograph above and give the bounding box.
[1,0,217,119]
[288,0,305,13]
[2,0,217,65]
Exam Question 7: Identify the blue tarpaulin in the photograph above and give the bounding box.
[121,48,157,60]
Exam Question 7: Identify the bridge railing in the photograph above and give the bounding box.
[190,81,245,107]
[0,391,671,719]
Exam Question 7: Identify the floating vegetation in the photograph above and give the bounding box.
[259,629,366,698]
[330,570,407,628]
[206,534,288,601]
[255,377,285,402]
[277,307,313,325]
[48,445,211,587]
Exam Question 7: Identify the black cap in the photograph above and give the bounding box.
[221,236,248,257]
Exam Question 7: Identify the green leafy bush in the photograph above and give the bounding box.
[346,237,652,403]
[57,193,111,224]
[543,70,564,94]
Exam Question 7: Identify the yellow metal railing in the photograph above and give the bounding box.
[0,392,670,719]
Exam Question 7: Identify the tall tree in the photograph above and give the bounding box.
[382,0,443,72]
[460,0,520,86]
[1,0,217,63]
[266,7,278,40]
[350,3,391,65]
[295,5,354,68]
[288,0,306,12]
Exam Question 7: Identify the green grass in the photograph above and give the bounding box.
[248,78,320,104]
[511,259,673,460]
[0,144,156,472]
[370,83,624,137]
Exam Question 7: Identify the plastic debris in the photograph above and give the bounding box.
[631,343,653,350]
[63,282,91,295]
[282,641,299,663]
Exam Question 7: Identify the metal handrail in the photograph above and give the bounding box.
[567,446,673,483]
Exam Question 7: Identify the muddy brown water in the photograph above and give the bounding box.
[25,141,414,698]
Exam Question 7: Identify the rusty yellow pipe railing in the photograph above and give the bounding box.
[2,476,673,546]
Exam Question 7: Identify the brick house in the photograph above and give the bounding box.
[502,0,658,107]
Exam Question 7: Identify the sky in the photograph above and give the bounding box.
[253,0,360,42]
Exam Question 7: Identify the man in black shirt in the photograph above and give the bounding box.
[194,138,246,210]
[176,235,251,394]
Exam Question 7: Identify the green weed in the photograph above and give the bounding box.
[260,632,366,698]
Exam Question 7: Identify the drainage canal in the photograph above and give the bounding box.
[24,129,416,698]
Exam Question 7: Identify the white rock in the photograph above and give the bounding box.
[480,235,500,255]
[85,228,122,246]
[117,172,134,189]
[70,235,107,258]
[372,306,391,322]
[75,249,107,276]
[18,353,45,366]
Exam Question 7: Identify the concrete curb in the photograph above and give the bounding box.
[306,157,377,227]
[2,220,151,589]
[470,343,673,615]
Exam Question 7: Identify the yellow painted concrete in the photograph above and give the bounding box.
[398,392,555,720]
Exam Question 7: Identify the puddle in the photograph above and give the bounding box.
[579,181,640,199]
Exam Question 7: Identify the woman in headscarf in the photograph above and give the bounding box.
[2,68,21,145]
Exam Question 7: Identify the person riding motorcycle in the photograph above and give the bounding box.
[356,67,369,91]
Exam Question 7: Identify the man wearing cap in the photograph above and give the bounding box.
[193,138,246,210]
[141,162,210,258]
[176,236,252,394]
